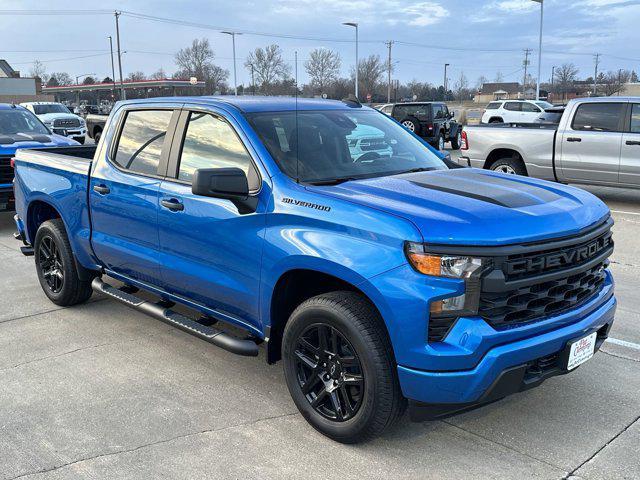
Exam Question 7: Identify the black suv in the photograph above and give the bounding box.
[378,102,462,150]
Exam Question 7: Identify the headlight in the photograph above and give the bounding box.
[405,242,488,315]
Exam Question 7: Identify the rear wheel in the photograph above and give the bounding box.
[400,116,421,135]
[93,130,102,144]
[34,219,93,306]
[450,131,462,150]
[489,157,527,176]
[282,291,405,443]
[438,133,445,151]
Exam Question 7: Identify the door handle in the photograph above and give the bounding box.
[626,140,640,146]
[93,184,110,195]
[567,137,582,142]
[160,198,184,211]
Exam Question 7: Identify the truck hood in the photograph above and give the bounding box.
[0,133,79,152]
[309,168,610,246]
[37,112,82,123]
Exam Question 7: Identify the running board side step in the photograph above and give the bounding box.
[91,277,259,357]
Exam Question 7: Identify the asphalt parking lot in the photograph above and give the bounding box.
[0,170,638,479]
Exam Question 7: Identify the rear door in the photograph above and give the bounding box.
[157,108,268,331]
[89,106,180,284]
[620,103,640,186]
[558,102,625,184]
[502,101,523,123]
[521,102,543,122]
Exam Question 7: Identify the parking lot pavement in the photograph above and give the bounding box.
[1,183,639,480]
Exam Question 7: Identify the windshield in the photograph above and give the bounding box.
[246,109,447,184]
[0,109,50,135]
[534,101,553,109]
[33,104,71,115]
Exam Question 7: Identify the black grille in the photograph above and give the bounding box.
[53,118,80,128]
[428,316,457,342]
[480,262,608,329]
[0,156,13,184]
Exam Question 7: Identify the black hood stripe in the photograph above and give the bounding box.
[406,170,562,208]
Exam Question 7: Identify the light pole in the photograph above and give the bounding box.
[75,73,95,108]
[108,36,117,101]
[444,63,450,99]
[532,0,544,101]
[222,31,241,95]
[343,22,359,99]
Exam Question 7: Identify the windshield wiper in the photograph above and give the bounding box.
[392,167,437,175]
[309,176,360,186]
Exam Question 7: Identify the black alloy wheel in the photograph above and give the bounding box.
[293,323,365,422]
[38,235,64,294]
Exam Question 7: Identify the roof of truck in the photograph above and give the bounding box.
[0,103,27,110]
[118,96,368,113]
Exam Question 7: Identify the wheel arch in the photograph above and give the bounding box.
[265,265,394,365]
[484,148,528,174]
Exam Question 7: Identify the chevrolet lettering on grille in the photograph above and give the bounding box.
[504,232,613,276]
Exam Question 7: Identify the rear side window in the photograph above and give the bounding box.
[113,110,173,176]
[486,102,501,110]
[522,102,541,113]
[177,112,259,190]
[504,102,522,112]
[382,105,393,114]
[572,103,625,132]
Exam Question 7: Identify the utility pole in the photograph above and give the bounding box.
[114,11,125,100]
[222,31,241,95]
[593,53,601,96]
[532,0,544,100]
[108,36,116,101]
[294,51,298,94]
[444,63,450,99]
[386,41,393,103]
[522,49,532,97]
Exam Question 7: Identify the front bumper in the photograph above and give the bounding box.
[51,127,86,138]
[398,288,616,409]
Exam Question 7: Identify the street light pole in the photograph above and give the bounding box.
[532,0,544,101]
[114,10,125,100]
[108,36,116,101]
[343,22,359,99]
[222,31,241,95]
[444,63,450,98]
[75,73,95,107]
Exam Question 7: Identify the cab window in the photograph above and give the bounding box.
[113,110,173,176]
[176,112,260,190]
[572,103,625,132]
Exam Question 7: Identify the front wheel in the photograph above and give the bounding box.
[438,133,446,151]
[34,219,94,306]
[282,291,405,443]
[450,131,462,150]
[490,157,527,176]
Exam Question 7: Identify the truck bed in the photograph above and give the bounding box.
[14,145,96,174]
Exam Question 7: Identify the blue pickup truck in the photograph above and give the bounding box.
[12,97,616,443]
[0,103,79,211]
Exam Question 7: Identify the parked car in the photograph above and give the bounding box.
[13,96,616,443]
[378,102,462,150]
[481,99,554,124]
[85,114,108,143]
[21,102,87,144]
[0,103,79,211]
[459,97,640,187]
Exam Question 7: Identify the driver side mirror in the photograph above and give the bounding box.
[192,167,257,214]
[449,111,455,119]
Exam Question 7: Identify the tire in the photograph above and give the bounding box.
[489,157,527,176]
[34,219,94,306]
[450,130,462,150]
[93,130,102,144]
[75,136,86,145]
[437,133,446,151]
[400,116,421,135]
[282,291,406,443]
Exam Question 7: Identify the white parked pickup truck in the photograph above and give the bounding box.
[458,97,640,188]
[21,102,87,144]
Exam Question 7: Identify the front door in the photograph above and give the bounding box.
[90,107,178,285]
[157,109,268,331]
[558,102,625,185]
[620,103,640,186]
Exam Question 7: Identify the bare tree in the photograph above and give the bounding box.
[305,48,341,94]
[454,71,471,101]
[29,60,49,82]
[494,71,504,83]
[475,75,488,90]
[126,71,146,82]
[47,72,72,86]
[601,69,632,96]
[554,63,579,100]
[175,38,229,93]
[352,54,385,99]
[149,68,167,80]
[245,44,291,92]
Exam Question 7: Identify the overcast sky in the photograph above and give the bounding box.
[1,0,639,88]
